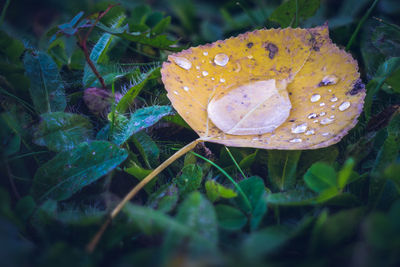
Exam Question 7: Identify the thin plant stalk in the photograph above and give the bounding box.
[86,138,202,253]
[190,151,252,211]
[346,0,380,51]
[224,146,247,178]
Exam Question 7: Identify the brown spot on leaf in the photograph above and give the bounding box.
[263,42,278,59]
[348,79,365,95]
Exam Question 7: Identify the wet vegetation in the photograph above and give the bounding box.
[1,0,400,266]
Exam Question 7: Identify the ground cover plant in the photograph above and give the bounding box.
[1,0,400,266]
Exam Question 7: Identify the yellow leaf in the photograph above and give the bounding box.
[161,25,365,150]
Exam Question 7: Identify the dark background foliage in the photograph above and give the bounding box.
[1,0,400,266]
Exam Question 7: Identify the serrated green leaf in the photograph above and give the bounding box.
[31,141,128,201]
[33,112,92,152]
[116,66,160,113]
[23,51,66,114]
[83,15,126,87]
[106,105,173,146]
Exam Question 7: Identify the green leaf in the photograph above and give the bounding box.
[83,15,126,87]
[297,146,339,176]
[163,113,191,130]
[215,204,247,231]
[266,187,317,206]
[0,113,21,156]
[107,105,173,146]
[311,208,364,251]
[175,164,203,195]
[132,131,159,168]
[152,16,171,35]
[205,180,237,202]
[369,112,400,205]
[269,0,320,27]
[116,67,160,113]
[234,176,267,230]
[384,163,400,193]
[123,201,212,246]
[33,112,92,152]
[242,226,292,259]
[337,158,356,189]
[164,192,218,253]
[96,22,180,51]
[147,184,178,213]
[267,150,301,191]
[0,31,25,64]
[365,57,400,119]
[304,162,337,193]
[31,141,128,201]
[124,161,154,194]
[23,51,66,114]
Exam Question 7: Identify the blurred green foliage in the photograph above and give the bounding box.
[0,0,400,266]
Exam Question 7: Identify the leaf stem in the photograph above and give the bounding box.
[346,0,380,51]
[190,151,252,211]
[86,138,202,253]
[225,146,247,178]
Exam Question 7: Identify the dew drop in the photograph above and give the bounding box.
[247,55,254,59]
[313,119,319,123]
[310,94,321,102]
[202,71,209,76]
[289,138,302,143]
[196,66,200,70]
[319,102,326,106]
[305,129,315,135]
[183,86,189,92]
[291,123,308,134]
[319,112,326,116]
[330,96,338,102]
[307,113,317,119]
[220,78,225,83]
[92,151,96,155]
[322,133,330,136]
[211,77,215,80]
[214,53,229,66]
[330,115,335,119]
[319,75,339,86]
[203,51,208,56]
[320,118,334,125]
[171,56,192,70]
[174,91,179,95]
[339,101,351,111]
